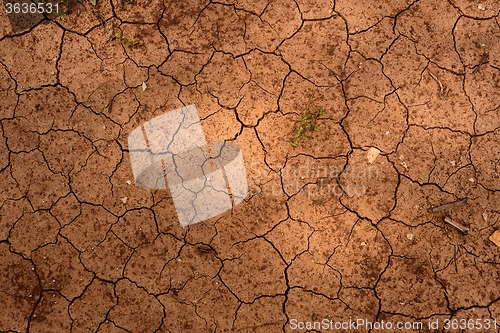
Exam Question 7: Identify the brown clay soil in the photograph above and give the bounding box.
[1,0,500,332]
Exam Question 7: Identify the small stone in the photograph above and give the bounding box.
[126,180,132,185]
[366,147,380,164]
[482,212,488,222]
[401,161,408,169]
[468,177,475,183]
[489,230,500,247]
[142,81,147,91]
[121,197,128,204]
[360,241,367,246]
[478,4,486,10]
[450,160,455,166]
[406,233,414,241]
[385,131,390,135]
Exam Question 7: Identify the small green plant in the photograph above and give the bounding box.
[122,37,138,48]
[87,0,103,21]
[289,91,325,147]
[150,188,158,195]
[109,30,139,48]
[52,0,87,21]
[109,29,121,40]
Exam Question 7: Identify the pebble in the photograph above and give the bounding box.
[366,147,380,164]
[489,230,500,247]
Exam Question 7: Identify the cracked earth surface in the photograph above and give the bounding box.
[1,0,500,332]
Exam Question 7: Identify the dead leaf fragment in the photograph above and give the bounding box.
[489,230,500,247]
[366,147,380,164]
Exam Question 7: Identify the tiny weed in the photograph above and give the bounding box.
[289,91,325,147]
[122,38,138,48]
[52,0,89,21]
[109,30,139,48]
[150,188,158,195]
[109,29,122,40]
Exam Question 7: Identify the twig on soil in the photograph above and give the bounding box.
[313,198,326,205]
[472,53,489,74]
[428,198,468,213]
[453,245,458,273]
[428,71,449,97]
[195,244,213,254]
[444,216,469,234]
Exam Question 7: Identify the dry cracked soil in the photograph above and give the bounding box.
[1,0,500,332]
